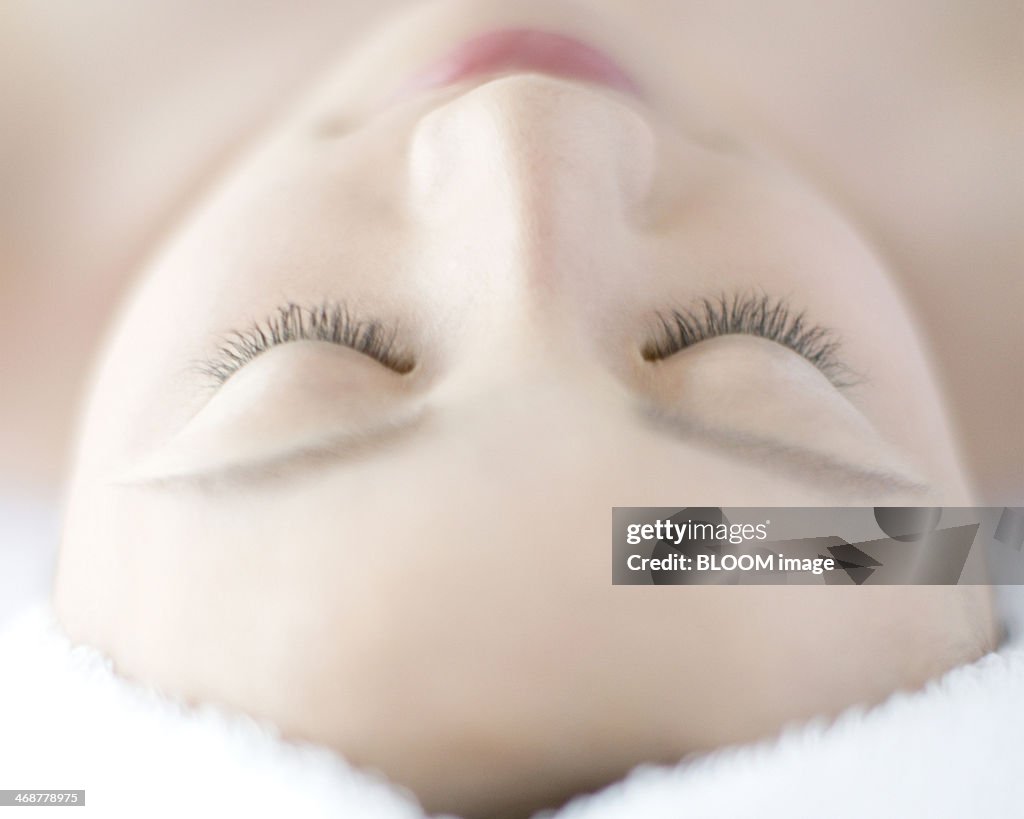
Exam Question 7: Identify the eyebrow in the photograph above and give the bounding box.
[119,411,426,492]
[123,403,932,499]
[639,405,934,499]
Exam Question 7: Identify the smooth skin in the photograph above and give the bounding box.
[52,2,998,816]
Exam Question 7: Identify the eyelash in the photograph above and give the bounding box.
[643,292,856,387]
[200,294,852,387]
[199,301,414,384]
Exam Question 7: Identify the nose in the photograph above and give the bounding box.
[407,75,655,295]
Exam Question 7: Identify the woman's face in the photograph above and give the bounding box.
[55,1,989,815]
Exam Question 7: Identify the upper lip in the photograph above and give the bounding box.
[395,28,644,101]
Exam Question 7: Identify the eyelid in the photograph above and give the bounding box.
[632,333,928,496]
[123,342,424,487]
[199,301,415,385]
[643,292,858,388]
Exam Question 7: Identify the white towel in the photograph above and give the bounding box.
[1,588,1022,819]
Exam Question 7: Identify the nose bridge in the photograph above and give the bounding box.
[405,77,655,393]
[407,77,654,299]
[432,325,632,456]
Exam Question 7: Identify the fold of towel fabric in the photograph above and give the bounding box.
[1,589,1022,819]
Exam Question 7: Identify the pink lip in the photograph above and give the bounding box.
[397,28,643,101]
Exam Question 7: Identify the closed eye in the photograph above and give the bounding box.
[643,292,859,388]
[198,301,414,385]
